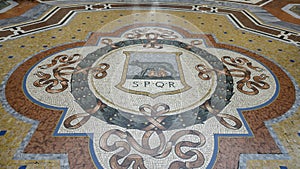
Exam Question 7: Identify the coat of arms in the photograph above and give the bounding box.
[116,51,191,98]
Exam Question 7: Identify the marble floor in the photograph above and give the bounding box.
[0,0,299,168]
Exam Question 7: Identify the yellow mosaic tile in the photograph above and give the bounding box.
[0,6,299,168]
[0,108,60,168]
[1,10,299,82]
[165,11,300,83]
[246,109,300,169]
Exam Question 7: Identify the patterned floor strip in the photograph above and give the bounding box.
[0,1,299,169]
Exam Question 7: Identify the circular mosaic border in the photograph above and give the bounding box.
[70,39,234,131]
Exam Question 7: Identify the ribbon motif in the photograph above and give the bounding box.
[92,63,110,79]
[63,100,107,129]
[195,56,270,95]
[186,40,203,49]
[204,101,242,130]
[99,129,206,169]
[33,54,82,93]
[73,63,110,79]
[124,28,149,39]
[124,28,179,49]
[99,103,206,168]
[222,56,270,95]
[139,103,170,131]
[101,38,118,49]
[195,64,215,80]
[124,28,178,40]
[34,53,110,93]
[143,33,163,49]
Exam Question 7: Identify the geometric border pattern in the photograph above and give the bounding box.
[0,3,299,45]
[1,1,299,168]
[2,26,297,167]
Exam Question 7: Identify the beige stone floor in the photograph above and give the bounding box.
[0,2,299,169]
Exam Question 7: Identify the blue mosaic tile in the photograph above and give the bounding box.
[0,130,7,136]
[279,166,288,169]
[18,165,27,169]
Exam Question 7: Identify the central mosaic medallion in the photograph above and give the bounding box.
[26,27,276,168]
[89,45,217,116]
[68,39,237,131]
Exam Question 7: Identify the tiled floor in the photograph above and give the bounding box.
[0,0,299,169]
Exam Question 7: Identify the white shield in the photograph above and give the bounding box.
[116,51,191,98]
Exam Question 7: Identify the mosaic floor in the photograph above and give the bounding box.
[0,0,299,169]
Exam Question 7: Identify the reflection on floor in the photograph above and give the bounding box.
[0,0,299,168]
